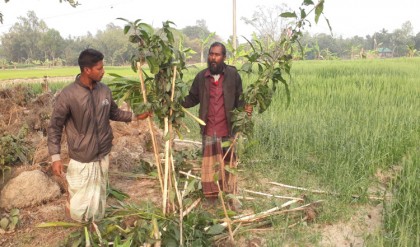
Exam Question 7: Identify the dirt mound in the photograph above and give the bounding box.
[0,85,164,246]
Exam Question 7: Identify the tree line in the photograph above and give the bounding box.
[1,10,419,69]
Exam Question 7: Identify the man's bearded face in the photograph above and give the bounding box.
[207,45,225,74]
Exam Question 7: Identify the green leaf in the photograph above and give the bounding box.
[123,24,131,35]
[9,216,18,231]
[280,12,297,18]
[108,186,130,201]
[315,0,324,23]
[213,173,219,183]
[0,217,9,229]
[224,166,238,175]
[146,56,159,74]
[206,224,225,235]
[84,226,91,245]
[221,140,231,148]
[300,9,307,19]
[10,208,19,216]
[303,0,314,6]
[37,221,83,228]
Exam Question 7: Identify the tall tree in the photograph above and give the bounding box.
[0,11,46,63]
[38,29,65,65]
[96,23,132,66]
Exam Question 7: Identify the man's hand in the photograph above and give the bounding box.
[52,160,64,177]
[136,111,152,120]
[244,104,253,116]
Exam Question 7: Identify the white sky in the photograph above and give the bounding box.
[1,0,420,42]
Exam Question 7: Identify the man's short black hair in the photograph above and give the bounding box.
[209,42,226,56]
[78,48,104,71]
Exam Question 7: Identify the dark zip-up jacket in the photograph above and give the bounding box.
[181,64,244,136]
[47,75,132,163]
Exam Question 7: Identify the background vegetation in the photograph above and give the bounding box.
[1,6,420,68]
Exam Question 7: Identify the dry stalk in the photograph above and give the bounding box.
[268,181,335,195]
[269,181,389,201]
[207,199,300,231]
[179,170,200,180]
[242,189,304,202]
[235,200,323,224]
[170,153,184,244]
[173,139,201,146]
[137,62,163,194]
[182,198,201,217]
[234,195,256,201]
[216,182,235,245]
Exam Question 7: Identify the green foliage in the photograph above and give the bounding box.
[232,0,329,137]
[384,150,420,247]
[109,19,192,134]
[0,124,32,167]
[54,200,218,246]
[0,209,20,232]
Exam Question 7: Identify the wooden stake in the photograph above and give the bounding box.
[163,117,170,215]
[136,62,163,194]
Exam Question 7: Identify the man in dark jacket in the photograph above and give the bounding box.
[48,48,149,222]
[182,42,252,203]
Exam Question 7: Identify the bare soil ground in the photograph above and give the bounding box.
[0,85,385,247]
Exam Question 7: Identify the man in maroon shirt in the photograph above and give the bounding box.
[182,42,252,206]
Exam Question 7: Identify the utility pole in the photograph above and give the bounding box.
[232,0,237,51]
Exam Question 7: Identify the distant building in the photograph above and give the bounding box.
[377,48,393,58]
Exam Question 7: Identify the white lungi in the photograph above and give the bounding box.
[66,155,109,222]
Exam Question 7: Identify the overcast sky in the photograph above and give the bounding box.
[1,0,419,43]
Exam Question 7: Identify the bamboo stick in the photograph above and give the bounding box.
[169,153,184,244]
[179,171,200,180]
[242,189,304,201]
[136,62,163,194]
[163,117,170,215]
[169,66,184,245]
[216,183,235,245]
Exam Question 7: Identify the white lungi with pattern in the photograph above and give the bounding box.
[66,155,109,222]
